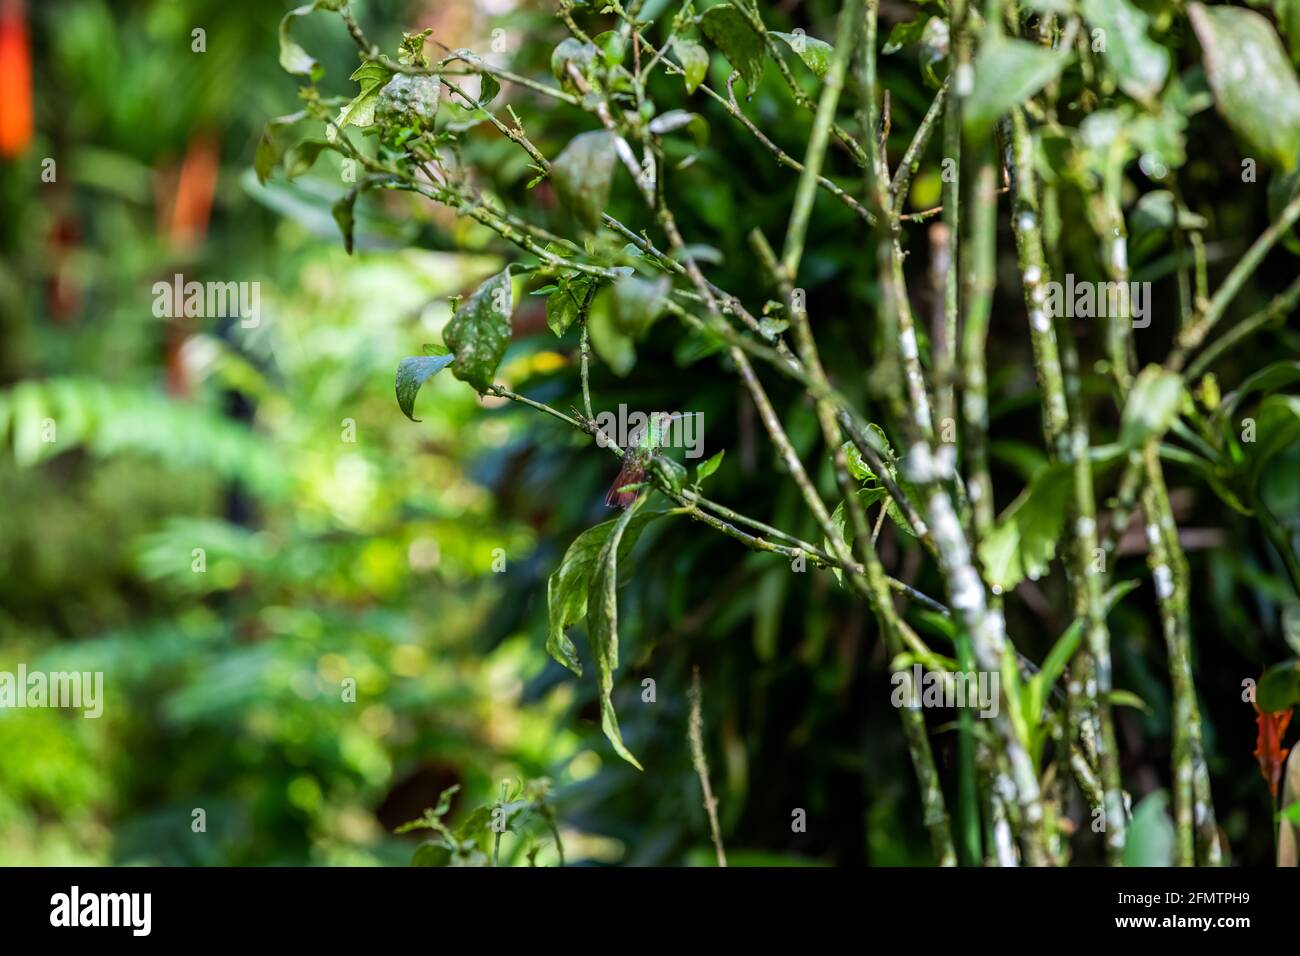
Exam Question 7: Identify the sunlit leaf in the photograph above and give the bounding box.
[672,38,710,93]
[1081,0,1169,101]
[772,31,833,78]
[1190,3,1300,171]
[964,34,1069,135]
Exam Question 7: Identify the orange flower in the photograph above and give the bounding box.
[0,0,33,158]
[1254,703,1293,798]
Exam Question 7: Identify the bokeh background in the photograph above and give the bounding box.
[1,0,1297,866]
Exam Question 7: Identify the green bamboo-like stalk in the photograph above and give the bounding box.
[1003,107,1126,862]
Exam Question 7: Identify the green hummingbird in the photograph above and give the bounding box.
[604,412,682,507]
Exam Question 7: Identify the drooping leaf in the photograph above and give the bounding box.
[699,4,766,93]
[545,509,670,677]
[586,498,648,769]
[443,269,513,393]
[551,130,617,231]
[1190,3,1300,171]
[278,1,344,80]
[332,187,358,254]
[1119,365,1184,449]
[395,354,454,421]
[1081,0,1169,101]
[478,73,501,107]
[672,38,710,93]
[255,111,307,184]
[771,31,834,78]
[964,34,1069,135]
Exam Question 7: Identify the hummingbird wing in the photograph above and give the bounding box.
[605,455,644,508]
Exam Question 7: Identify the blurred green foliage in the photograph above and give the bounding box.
[2,0,1300,867]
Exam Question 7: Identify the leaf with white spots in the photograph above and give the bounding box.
[1190,3,1300,171]
[444,268,513,393]
[1081,0,1169,101]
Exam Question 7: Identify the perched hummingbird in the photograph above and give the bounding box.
[604,412,680,508]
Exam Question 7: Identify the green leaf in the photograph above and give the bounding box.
[1025,580,1138,734]
[1190,3,1300,171]
[672,38,710,93]
[551,130,617,231]
[443,269,513,393]
[978,461,1074,592]
[1248,395,1300,486]
[699,4,766,93]
[695,449,724,482]
[610,275,671,338]
[1258,660,1300,712]
[1216,360,1300,423]
[1106,689,1151,713]
[545,509,668,679]
[593,30,626,67]
[964,34,1069,135]
[650,454,687,497]
[771,31,833,78]
[586,498,649,769]
[374,73,442,129]
[254,111,307,185]
[332,187,359,255]
[882,18,929,56]
[824,487,891,584]
[1081,0,1169,101]
[551,38,598,85]
[1123,790,1176,867]
[411,841,452,866]
[283,140,333,180]
[545,274,596,337]
[587,289,636,375]
[1119,365,1184,449]
[278,1,344,80]
[395,354,454,421]
[478,73,501,107]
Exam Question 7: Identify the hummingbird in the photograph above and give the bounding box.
[604,412,679,508]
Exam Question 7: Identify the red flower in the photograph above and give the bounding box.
[0,0,33,158]
[1254,703,1293,799]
